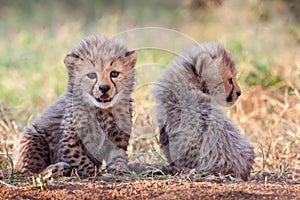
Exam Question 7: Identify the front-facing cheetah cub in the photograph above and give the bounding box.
[153,42,254,180]
[14,36,137,177]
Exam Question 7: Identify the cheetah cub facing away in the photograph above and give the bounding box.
[14,36,137,177]
[154,42,254,180]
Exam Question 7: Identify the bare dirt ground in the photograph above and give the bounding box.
[1,175,300,200]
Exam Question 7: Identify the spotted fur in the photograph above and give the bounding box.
[14,36,136,177]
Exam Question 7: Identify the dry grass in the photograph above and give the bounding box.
[234,83,300,174]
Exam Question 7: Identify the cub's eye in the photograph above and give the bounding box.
[110,71,119,78]
[228,78,233,84]
[87,73,97,79]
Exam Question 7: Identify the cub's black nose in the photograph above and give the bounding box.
[236,91,241,97]
[99,85,111,93]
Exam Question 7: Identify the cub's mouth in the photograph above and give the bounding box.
[96,94,112,103]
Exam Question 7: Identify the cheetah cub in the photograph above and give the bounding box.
[14,36,137,177]
[154,42,255,180]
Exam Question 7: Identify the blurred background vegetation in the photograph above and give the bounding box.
[0,0,299,177]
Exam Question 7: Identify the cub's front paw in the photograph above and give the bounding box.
[41,162,72,178]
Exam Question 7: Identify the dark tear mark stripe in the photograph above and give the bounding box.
[90,76,98,96]
[110,77,118,95]
[226,81,235,101]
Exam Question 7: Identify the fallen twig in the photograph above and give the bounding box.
[0,180,15,188]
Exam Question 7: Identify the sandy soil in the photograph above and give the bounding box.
[1,178,299,200]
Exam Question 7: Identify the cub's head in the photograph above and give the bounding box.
[64,35,137,109]
[194,43,241,107]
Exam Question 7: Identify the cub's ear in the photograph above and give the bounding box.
[124,50,137,67]
[64,53,81,70]
[195,53,213,76]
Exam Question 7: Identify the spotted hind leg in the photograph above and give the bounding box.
[14,125,50,174]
